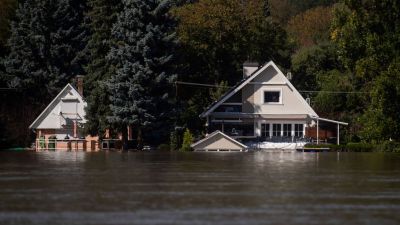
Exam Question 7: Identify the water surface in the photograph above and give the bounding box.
[1,151,400,225]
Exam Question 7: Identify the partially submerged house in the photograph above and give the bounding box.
[191,130,247,152]
[29,76,99,151]
[200,61,348,150]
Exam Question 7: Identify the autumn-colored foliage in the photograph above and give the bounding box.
[287,6,333,48]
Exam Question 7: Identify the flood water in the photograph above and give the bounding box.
[1,151,400,225]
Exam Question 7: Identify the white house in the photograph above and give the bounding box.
[200,61,347,150]
[29,76,99,151]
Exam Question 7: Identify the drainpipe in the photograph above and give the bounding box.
[317,118,319,144]
[73,121,77,138]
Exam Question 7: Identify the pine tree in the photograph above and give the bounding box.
[83,0,122,137]
[3,0,88,100]
[106,0,177,149]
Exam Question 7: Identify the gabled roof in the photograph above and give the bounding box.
[191,130,248,149]
[29,83,85,129]
[200,60,318,118]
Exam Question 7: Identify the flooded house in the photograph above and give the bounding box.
[198,61,348,150]
[29,76,100,151]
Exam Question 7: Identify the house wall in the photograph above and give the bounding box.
[193,134,245,151]
[306,127,337,140]
[247,66,316,116]
[35,85,87,129]
[36,128,99,151]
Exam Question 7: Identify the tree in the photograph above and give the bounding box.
[180,128,193,151]
[210,80,229,101]
[173,0,293,134]
[331,0,400,84]
[169,130,179,151]
[331,0,400,141]
[0,0,17,56]
[173,0,292,85]
[291,42,342,91]
[106,0,177,150]
[83,0,122,138]
[359,59,400,142]
[287,6,333,49]
[3,0,88,100]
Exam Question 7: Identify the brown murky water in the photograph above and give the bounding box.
[0,151,400,225]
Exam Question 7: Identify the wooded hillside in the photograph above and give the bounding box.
[1,0,399,148]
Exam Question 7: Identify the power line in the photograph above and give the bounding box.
[175,81,370,94]
[298,90,370,94]
[175,81,229,88]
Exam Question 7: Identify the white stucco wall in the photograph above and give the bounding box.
[34,85,87,129]
[249,66,317,116]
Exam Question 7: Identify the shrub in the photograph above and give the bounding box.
[345,142,374,152]
[303,143,345,151]
[180,128,193,151]
[158,144,170,152]
[170,131,179,151]
[375,141,400,153]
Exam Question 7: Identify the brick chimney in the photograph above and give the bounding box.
[76,75,84,97]
[243,62,259,78]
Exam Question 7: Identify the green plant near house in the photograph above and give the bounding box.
[180,128,193,151]
[304,143,344,151]
[345,142,374,152]
[157,144,170,152]
[170,131,179,151]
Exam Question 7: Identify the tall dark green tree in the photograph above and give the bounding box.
[0,0,17,56]
[106,0,177,149]
[3,0,88,100]
[1,0,88,147]
[83,0,122,138]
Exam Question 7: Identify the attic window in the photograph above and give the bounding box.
[264,90,281,104]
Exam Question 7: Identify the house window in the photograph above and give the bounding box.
[272,124,281,136]
[283,124,292,137]
[264,91,281,103]
[261,123,270,137]
[295,124,304,137]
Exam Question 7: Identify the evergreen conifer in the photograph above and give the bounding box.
[106,0,177,149]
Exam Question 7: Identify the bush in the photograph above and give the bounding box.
[158,144,170,152]
[170,131,179,151]
[375,141,400,153]
[180,128,193,151]
[304,143,345,151]
[345,142,374,152]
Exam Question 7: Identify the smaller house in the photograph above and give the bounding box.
[29,76,99,151]
[191,130,247,152]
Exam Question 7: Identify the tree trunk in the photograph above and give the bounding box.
[137,127,143,150]
[121,126,128,151]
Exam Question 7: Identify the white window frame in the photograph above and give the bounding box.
[294,124,305,137]
[261,123,270,137]
[272,123,282,137]
[261,88,283,105]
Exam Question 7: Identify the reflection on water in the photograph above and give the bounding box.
[0,151,400,225]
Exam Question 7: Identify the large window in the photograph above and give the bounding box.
[295,124,304,137]
[264,91,281,103]
[283,124,292,137]
[272,124,281,136]
[261,124,270,137]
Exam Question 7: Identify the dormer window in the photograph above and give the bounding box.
[263,90,282,104]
